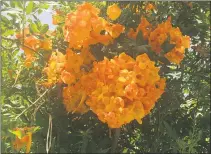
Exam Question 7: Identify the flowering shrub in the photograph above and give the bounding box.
[4,1,210,154]
[38,2,190,129]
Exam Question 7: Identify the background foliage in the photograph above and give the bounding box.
[1,1,210,153]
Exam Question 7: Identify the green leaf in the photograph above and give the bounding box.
[30,23,40,33]
[1,16,11,24]
[135,45,149,54]
[3,104,12,108]
[98,138,110,149]
[38,9,43,14]
[33,15,39,21]
[40,24,49,34]
[97,147,111,153]
[40,3,49,9]
[60,148,67,153]
[136,30,147,45]
[163,121,178,139]
[31,126,41,133]
[8,129,23,139]
[123,148,128,153]
[2,1,10,7]
[161,37,176,53]
[10,1,16,7]
[2,9,21,14]
[136,31,144,45]
[16,1,23,9]
[26,1,34,15]
[89,141,97,152]
[158,56,171,65]
[35,21,42,29]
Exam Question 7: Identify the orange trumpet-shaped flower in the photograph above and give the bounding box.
[20,35,41,67]
[16,27,53,67]
[106,24,125,39]
[11,127,35,154]
[149,17,172,53]
[145,3,155,11]
[42,51,66,87]
[164,27,190,64]
[40,38,52,51]
[65,48,84,74]
[63,83,89,114]
[107,4,122,20]
[127,17,152,40]
[137,17,152,40]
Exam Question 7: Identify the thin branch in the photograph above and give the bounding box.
[109,128,112,138]
[2,36,19,42]
[15,89,49,120]
[20,44,44,57]
[2,36,43,57]
[12,65,23,87]
[46,114,53,154]
[1,45,17,51]
[32,97,48,121]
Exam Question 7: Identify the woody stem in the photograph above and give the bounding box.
[111,128,121,153]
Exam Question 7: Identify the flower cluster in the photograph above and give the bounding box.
[41,2,192,129]
[86,53,165,128]
[128,16,152,40]
[63,2,124,49]
[149,17,190,64]
[43,47,95,87]
[148,17,172,53]
[128,16,190,64]
[61,48,96,113]
[16,28,52,67]
[164,27,190,64]
[64,53,165,128]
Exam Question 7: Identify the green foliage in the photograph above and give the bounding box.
[161,37,176,53]
[26,1,34,15]
[30,23,40,33]
[40,24,49,34]
[1,1,210,153]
